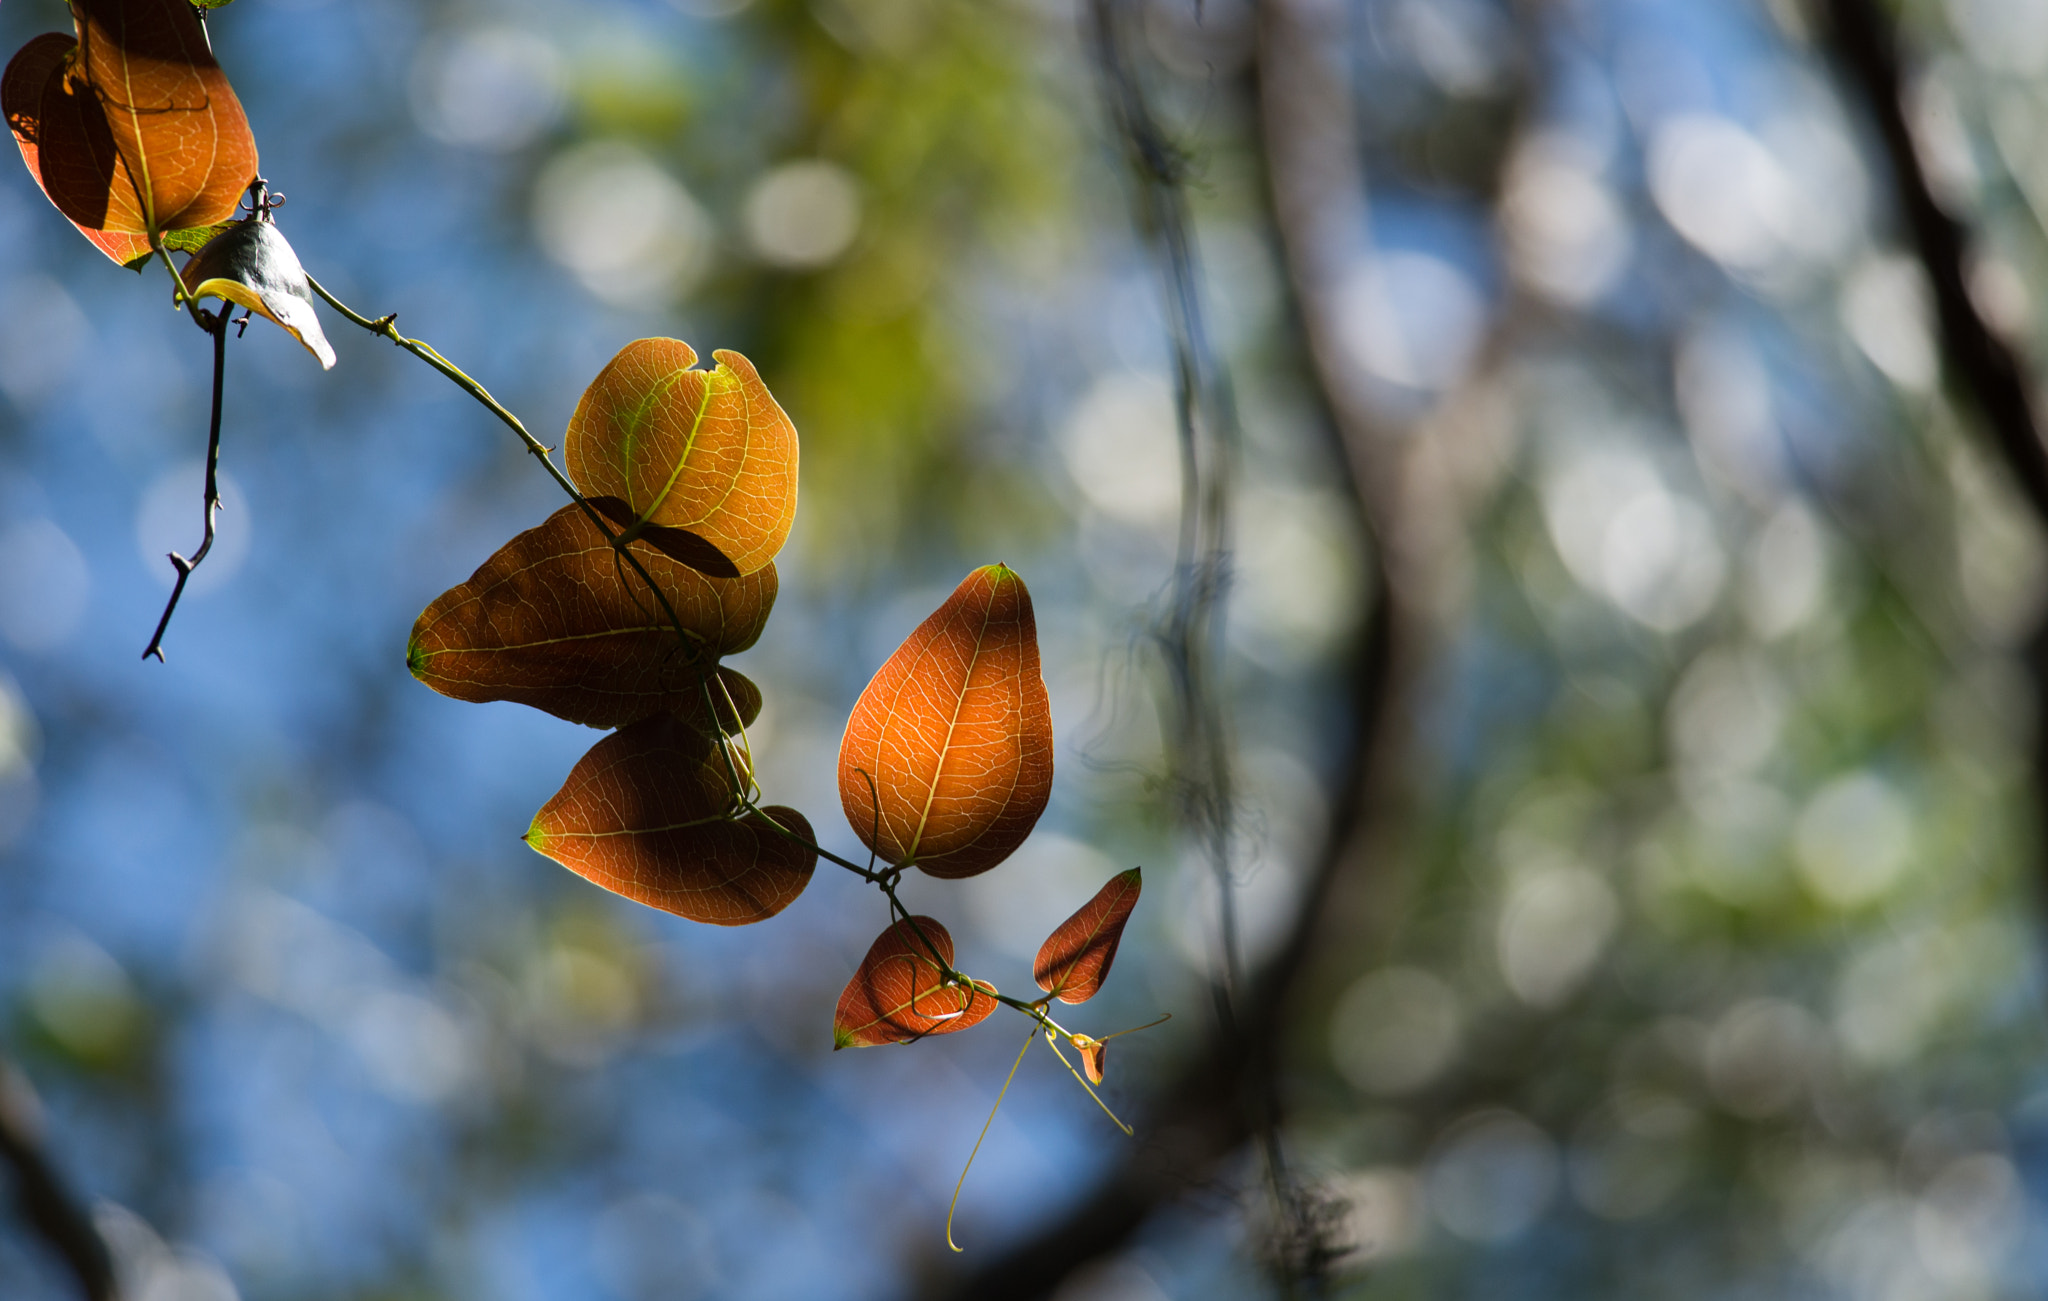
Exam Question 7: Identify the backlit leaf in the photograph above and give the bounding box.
[1033,868,1141,1004]
[832,915,999,1048]
[180,218,335,368]
[837,564,1052,879]
[564,340,798,577]
[3,32,148,264]
[5,0,257,238]
[408,503,776,729]
[525,715,815,926]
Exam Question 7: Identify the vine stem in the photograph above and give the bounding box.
[302,274,709,667]
[141,304,232,660]
[947,1030,1036,1252]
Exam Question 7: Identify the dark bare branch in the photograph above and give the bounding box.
[0,1060,117,1301]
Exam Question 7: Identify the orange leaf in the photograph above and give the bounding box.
[837,564,1053,879]
[1033,868,1141,1004]
[833,915,999,1047]
[3,32,147,264]
[564,340,798,578]
[5,0,257,240]
[525,715,815,926]
[408,503,775,730]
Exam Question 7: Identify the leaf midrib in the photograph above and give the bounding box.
[903,585,999,865]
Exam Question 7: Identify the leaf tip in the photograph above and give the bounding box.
[522,817,549,856]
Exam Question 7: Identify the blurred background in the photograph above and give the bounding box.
[4,0,2048,1296]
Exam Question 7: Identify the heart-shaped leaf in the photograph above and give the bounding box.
[408,503,776,730]
[5,0,256,239]
[833,915,999,1048]
[525,715,815,926]
[564,340,798,578]
[179,218,335,368]
[1034,868,1141,1004]
[837,564,1053,879]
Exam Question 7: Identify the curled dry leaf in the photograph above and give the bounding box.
[180,218,335,368]
[1,0,256,241]
[1071,1034,1107,1084]
[837,564,1052,879]
[408,503,776,729]
[525,714,815,926]
[565,340,798,578]
[833,915,999,1048]
[1033,868,1141,1004]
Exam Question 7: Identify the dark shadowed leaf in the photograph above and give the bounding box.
[408,503,776,729]
[1033,868,1141,1004]
[589,495,740,578]
[4,0,256,238]
[837,564,1053,879]
[179,218,335,367]
[525,715,815,925]
[565,339,798,577]
[833,915,999,1047]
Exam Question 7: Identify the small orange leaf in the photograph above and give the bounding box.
[832,915,999,1048]
[408,503,776,729]
[836,564,1053,879]
[1034,868,1141,1004]
[1072,1034,1107,1084]
[564,340,798,578]
[6,0,257,239]
[525,715,815,926]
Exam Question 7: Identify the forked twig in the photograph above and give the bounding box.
[141,306,232,661]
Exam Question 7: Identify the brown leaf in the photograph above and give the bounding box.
[525,715,815,926]
[180,217,335,368]
[837,564,1053,879]
[833,915,999,1048]
[6,0,256,239]
[1033,868,1141,1004]
[564,340,798,578]
[408,503,776,730]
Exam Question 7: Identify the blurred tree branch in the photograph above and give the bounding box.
[1816,0,2048,923]
[0,1060,116,1301]
[1817,0,2048,514]
[920,0,1449,1291]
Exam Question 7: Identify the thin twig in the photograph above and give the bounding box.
[141,307,232,661]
